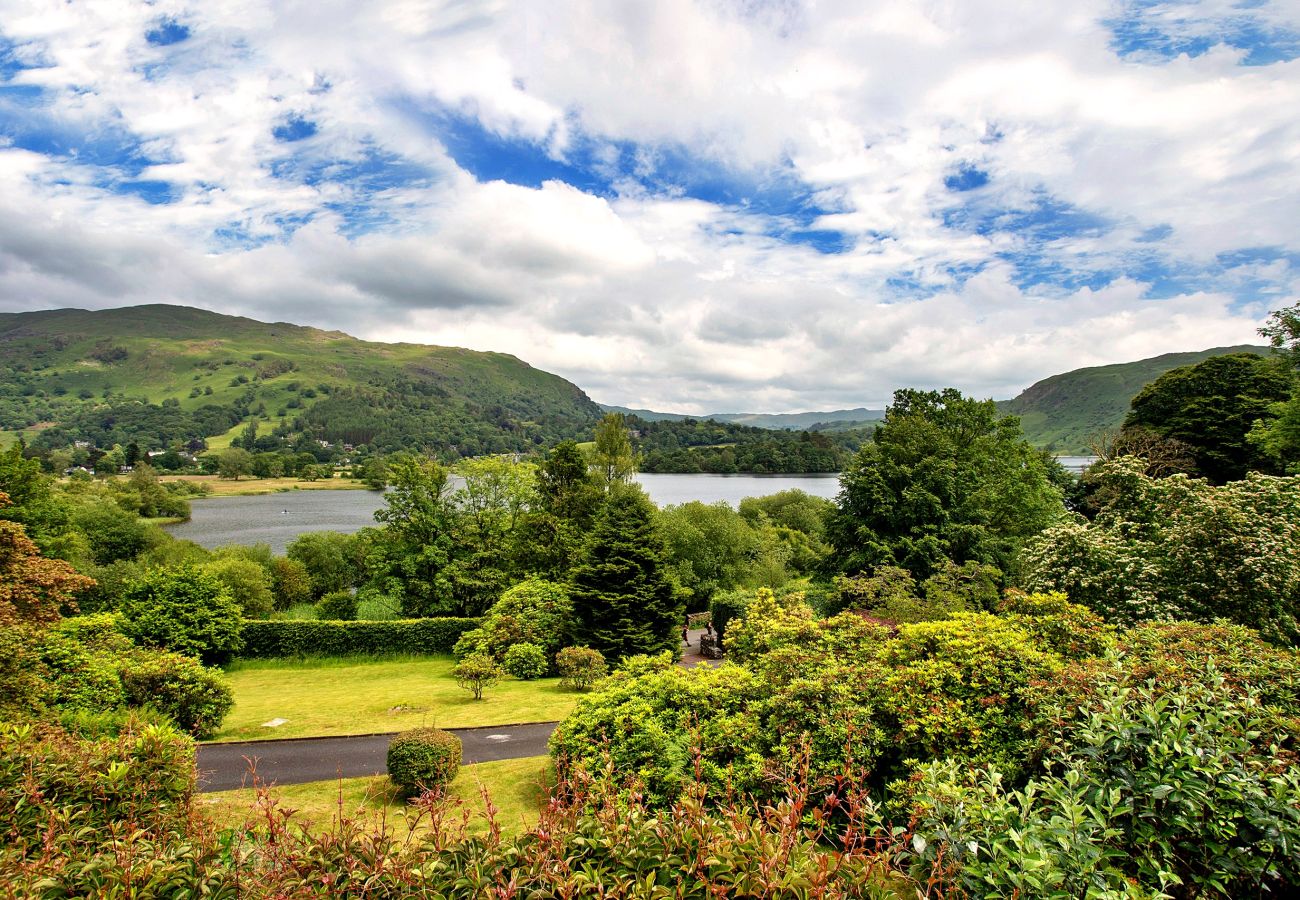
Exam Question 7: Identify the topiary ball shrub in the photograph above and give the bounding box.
[387,727,462,798]
[317,590,358,621]
[502,642,547,680]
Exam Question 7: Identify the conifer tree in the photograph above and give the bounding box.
[570,483,682,661]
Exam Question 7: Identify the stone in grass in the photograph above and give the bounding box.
[261,717,289,728]
[387,727,462,798]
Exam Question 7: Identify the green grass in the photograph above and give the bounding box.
[214,655,580,742]
[199,755,554,840]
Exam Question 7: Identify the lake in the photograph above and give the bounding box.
[164,472,843,553]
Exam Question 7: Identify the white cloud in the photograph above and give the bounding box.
[0,0,1295,412]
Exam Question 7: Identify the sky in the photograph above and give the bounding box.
[1,1,1297,413]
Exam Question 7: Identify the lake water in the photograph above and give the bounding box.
[164,472,843,553]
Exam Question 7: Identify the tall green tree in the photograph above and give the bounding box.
[1249,302,1300,473]
[516,440,604,577]
[446,456,537,615]
[590,413,637,488]
[1124,352,1292,483]
[367,454,457,616]
[569,483,683,661]
[826,388,1063,578]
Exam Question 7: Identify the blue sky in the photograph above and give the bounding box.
[0,0,1296,411]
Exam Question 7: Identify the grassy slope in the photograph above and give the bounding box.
[996,344,1273,454]
[0,304,599,442]
[214,655,580,742]
[200,756,554,840]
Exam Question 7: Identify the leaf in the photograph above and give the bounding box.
[912,834,928,855]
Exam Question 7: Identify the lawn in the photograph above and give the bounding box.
[199,755,554,841]
[214,655,580,742]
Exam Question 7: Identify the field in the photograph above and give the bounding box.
[214,655,580,742]
[159,474,373,496]
[200,755,554,840]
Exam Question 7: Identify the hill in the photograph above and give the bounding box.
[601,404,884,430]
[0,305,602,457]
[996,344,1273,454]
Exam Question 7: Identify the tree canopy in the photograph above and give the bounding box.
[826,388,1064,578]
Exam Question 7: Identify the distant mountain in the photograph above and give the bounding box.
[996,344,1274,454]
[0,304,601,456]
[600,404,884,430]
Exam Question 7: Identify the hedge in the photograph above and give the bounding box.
[238,618,482,658]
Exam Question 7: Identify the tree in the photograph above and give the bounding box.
[445,456,537,615]
[516,440,603,577]
[1249,302,1300,473]
[203,556,275,618]
[569,483,683,661]
[1019,457,1300,645]
[1124,353,1292,483]
[286,531,363,599]
[826,388,1064,579]
[216,447,254,480]
[656,501,787,607]
[0,492,94,627]
[590,413,637,487]
[452,653,504,701]
[117,565,244,664]
[367,455,457,616]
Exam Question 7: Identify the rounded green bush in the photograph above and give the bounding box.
[502,642,547,680]
[317,590,358,621]
[387,727,462,797]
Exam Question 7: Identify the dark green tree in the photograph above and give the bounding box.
[117,565,244,665]
[366,454,457,616]
[826,388,1063,579]
[1123,352,1292,483]
[516,440,604,577]
[569,483,683,661]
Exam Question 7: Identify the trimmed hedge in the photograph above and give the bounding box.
[387,727,462,797]
[239,618,481,658]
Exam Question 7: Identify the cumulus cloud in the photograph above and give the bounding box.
[0,0,1295,412]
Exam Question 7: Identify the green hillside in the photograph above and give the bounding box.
[0,305,601,456]
[996,344,1273,454]
[600,404,884,430]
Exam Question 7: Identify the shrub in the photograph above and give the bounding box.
[502,641,547,680]
[317,590,358,621]
[269,556,313,610]
[0,716,195,852]
[118,565,244,665]
[238,617,480,657]
[204,555,275,618]
[904,671,1300,898]
[119,651,234,739]
[556,645,607,691]
[37,631,126,712]
[708,589,751,648]
[386,727,462,797]
[456,578,574,665]
[453,653,503,700]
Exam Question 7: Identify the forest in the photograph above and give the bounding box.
[1,301,1299,897]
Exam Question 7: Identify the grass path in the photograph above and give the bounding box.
[214,655,579,742]
[200,756,553,840]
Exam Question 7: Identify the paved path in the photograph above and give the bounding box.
[680,627,722,669]
[197,721,558,793]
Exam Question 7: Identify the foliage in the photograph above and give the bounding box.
[569,483,684,661]
[550,659,769,804]
[386,727,462,797]
[827,388,1064,579]
[237,617,480,657]
[366,455,457,616]
[70,500,151,565]
[1124,351,1292,483]
[445,455,538,615]
[657,500,789,608]
[118,650,234,739]
[286,530,363,600]
[904,672,1300,898]
[590,411,637,486]
[723,587,819,664]
[269,555,313,609]
[502,641,548,680]
[1019,457,1300,644]
[0,496,94,627]
[317,589,358,620]
[0,716,195,855]
[708,588,752,648]
[556,645,607,690]
[830,561,1002,622]
[117,565,244,664]
[452,577,574,666]
[452,652,504,700]
[203,554,275,617]
[513,439,604,578]
[738,488,834,572]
